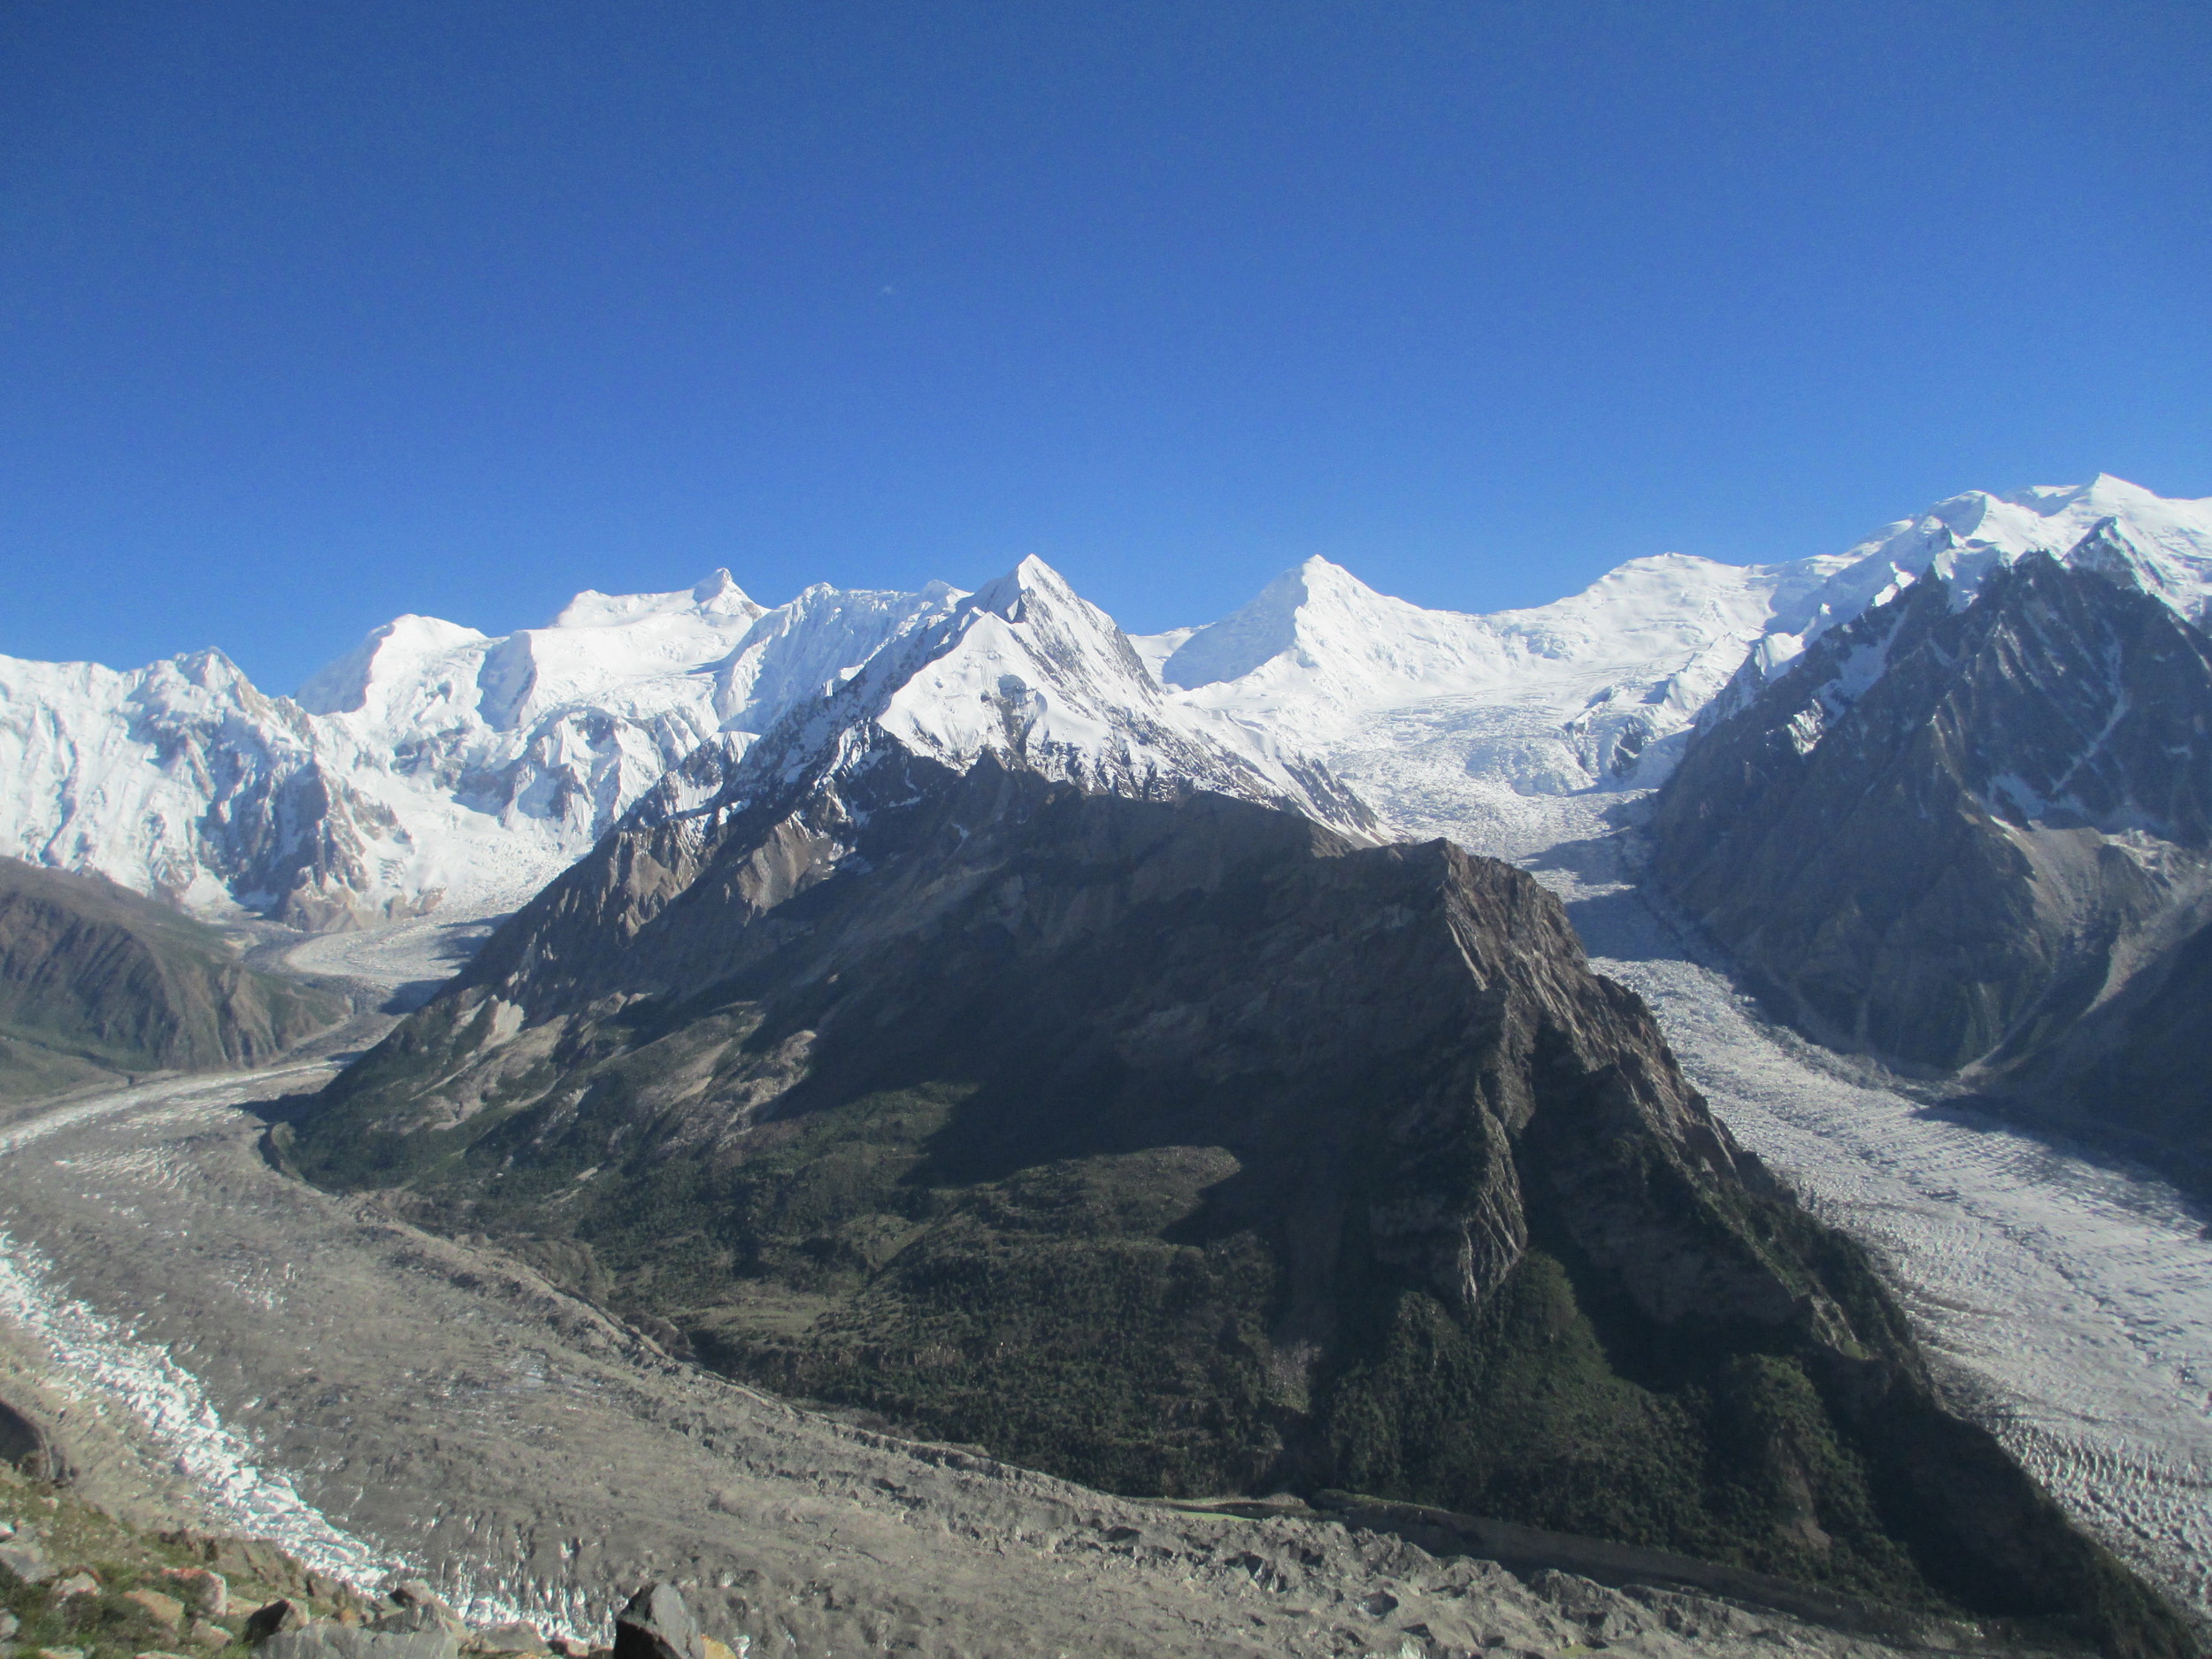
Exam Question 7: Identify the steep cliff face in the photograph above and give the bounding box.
[1653,537,2212,1132]
[287,753,2185,1652]
[0,859,345,1095]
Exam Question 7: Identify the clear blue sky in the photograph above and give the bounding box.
[4,2,2208,693]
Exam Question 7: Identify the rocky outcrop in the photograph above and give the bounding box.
[1652,534,2212,1174]
[611,1585,700,1659]
[288,746,2188,1652]
[0,858,345,1095]
[0,1398,68,1485]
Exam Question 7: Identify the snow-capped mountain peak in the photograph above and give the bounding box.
[4,569,986,925]
[294,614,491,718]
[11,475,2210,927]
[1758,474,2212,672]
[637,555,1376,843]
[549,567,764,629]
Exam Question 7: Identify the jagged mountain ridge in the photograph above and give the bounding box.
[0,557,1365,930]
[1151,476,2212,849]
[1650,521,2212,1175]
[6,475,2207,928]
[0,572,962,927]
[286,751,2189,1654]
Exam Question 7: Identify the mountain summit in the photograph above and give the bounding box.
[5,477,2208,926]
[289,757,2188,1655]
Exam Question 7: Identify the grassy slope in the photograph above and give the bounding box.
[0,1461,369,1659]
[290,1012,2138,1636]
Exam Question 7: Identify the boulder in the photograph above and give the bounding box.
[370,1583,465,1640]
[162,1569,230,1616]
[125,1589,188,1629]
[0,1399,67,1483]
[189,1618,236,1648]
[52,1571,100,1599]
[245,1599,311,1643]
[265,1623,458,1659]
[611,1586,700,1659]
[0,1539,54,1586]
[462,1624,544,1655]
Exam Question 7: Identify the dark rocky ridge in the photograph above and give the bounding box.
[288,747,2186,1655]
[0,858,345,1096]
[1651,534,2212,1178]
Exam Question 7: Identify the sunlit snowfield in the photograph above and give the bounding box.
[1337,712,2212,1624]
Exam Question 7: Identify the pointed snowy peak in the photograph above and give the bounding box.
[641,557,1376,840]
[688,567,757,611]
[1159,557,1374,689]
[871,555,1178,762]
[962,554,1089,622]
[295,614,491,715]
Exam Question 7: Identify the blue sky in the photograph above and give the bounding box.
[4,1,2208,692]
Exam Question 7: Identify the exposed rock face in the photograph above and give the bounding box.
[0,858,344,1095]
[1650,532,2212,1175]
[613,1585,702,1659]
[289,737,2185,1651]
[0,1398,66,1485]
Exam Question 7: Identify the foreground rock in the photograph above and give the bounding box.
[288,706,2190,1656]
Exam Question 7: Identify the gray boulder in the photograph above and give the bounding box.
[612,1586,700,1659]
[371,1582,465,1640]
[463,1624,545,1655]
[265,1623,459,1659]
[244,1599,310,1644]
[0,1539,52,1586]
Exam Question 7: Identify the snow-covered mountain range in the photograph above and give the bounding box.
[4,474,2208,927]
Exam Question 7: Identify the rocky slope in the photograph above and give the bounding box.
[1649,526,2212,1179]
[280,687,2187,1654]
[0,859,344,1097]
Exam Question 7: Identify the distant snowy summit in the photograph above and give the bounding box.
[2,475,2206,927]
[0,570,958,927]
[1156,474,2212,849]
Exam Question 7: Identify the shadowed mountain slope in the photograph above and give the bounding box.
[0,858,344,1096]
[285,750,2186,1655]
[1651,534,2212,1179]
